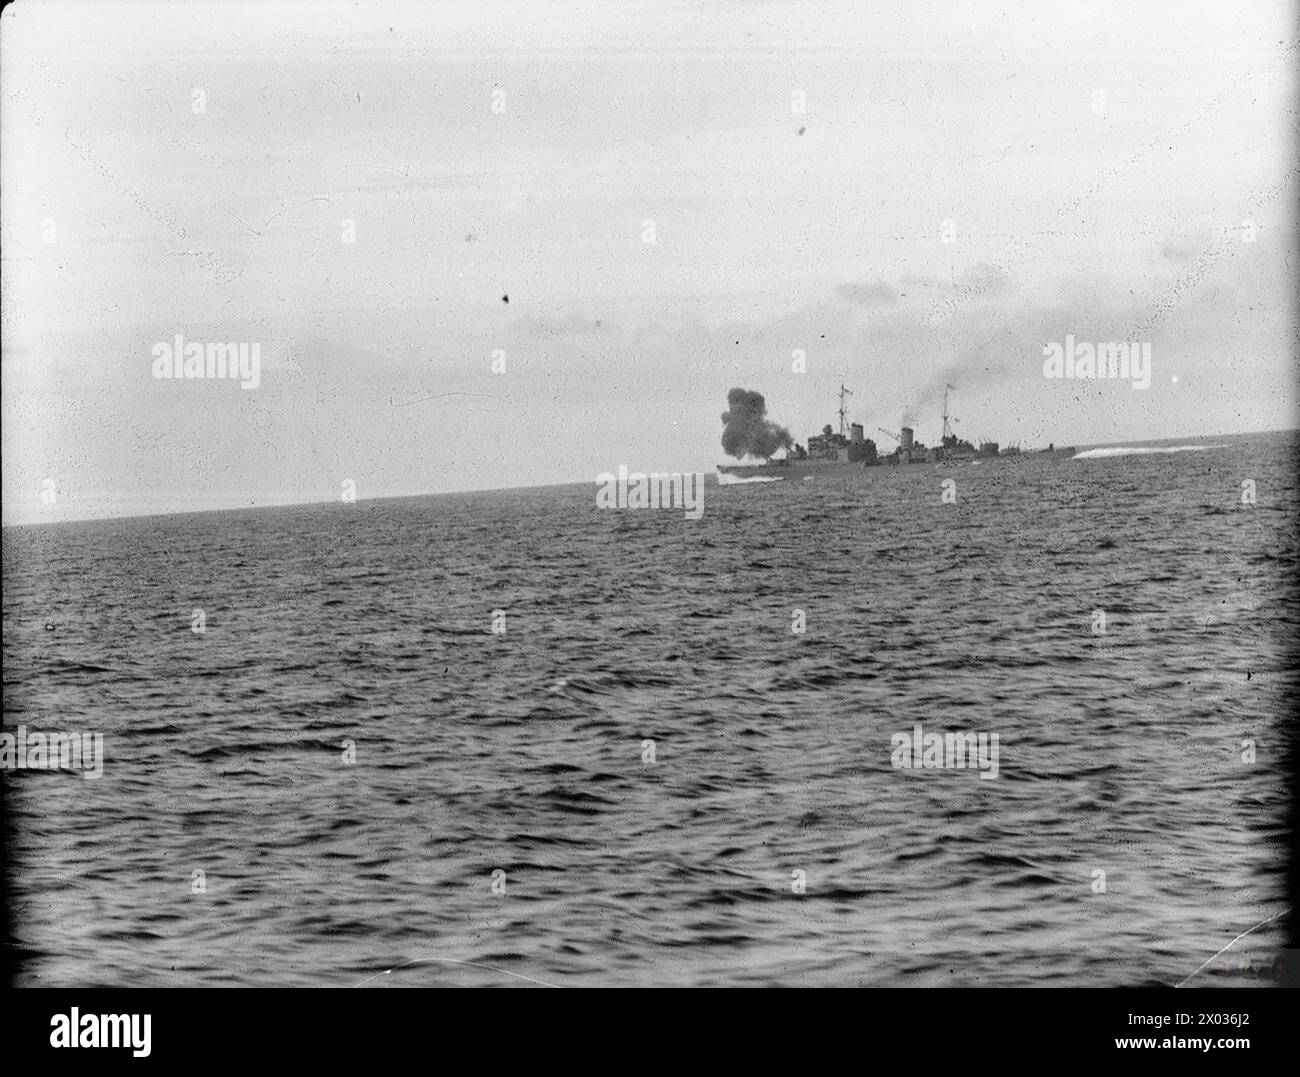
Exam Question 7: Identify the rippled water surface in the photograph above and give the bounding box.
[3,432,1295,986]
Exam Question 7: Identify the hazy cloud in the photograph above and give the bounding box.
[834,281,898,308]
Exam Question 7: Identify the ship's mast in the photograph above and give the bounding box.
[838,382,854,437]
[941,383,955,441]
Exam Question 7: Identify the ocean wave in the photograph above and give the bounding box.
[3,431,1291,988]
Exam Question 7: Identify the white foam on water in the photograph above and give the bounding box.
[716,471,784,485]
[1073,444,1225,460]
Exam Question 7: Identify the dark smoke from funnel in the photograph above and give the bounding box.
[901,341,1011,427]
[721,388,793,460]
[902,385,943,427]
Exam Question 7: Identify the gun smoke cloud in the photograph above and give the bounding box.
[721,388,793,460]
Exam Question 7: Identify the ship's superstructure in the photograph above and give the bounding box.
[717,384,1074,480]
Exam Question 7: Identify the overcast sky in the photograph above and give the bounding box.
[3,0,1296,523]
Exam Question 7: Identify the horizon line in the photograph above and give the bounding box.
[3,425,1295,530]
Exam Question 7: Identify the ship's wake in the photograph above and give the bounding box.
[1074,444,1225,460]
[716,471,784,485]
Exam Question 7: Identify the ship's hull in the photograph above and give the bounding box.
[717,459,864,481]
[718,446,1077,479]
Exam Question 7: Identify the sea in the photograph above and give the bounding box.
[3,431,1296,987]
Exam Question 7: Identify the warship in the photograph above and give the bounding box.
[717,384,1075,481]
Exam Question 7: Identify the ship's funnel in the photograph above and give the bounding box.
[850,423,864,443]
[900,426,914,450]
